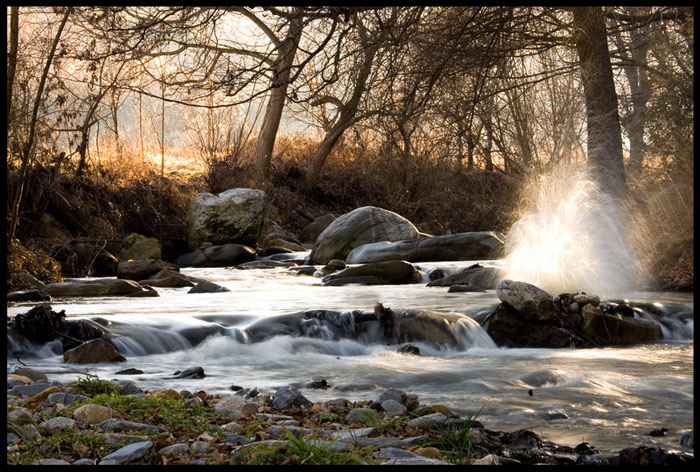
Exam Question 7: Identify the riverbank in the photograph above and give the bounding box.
[7,367,694,466]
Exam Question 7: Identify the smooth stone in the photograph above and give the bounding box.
[47,392,88,406]
[7,375,33,387]
[214,395,258,420]
[473,454,501,465]
[172,366,205,379]
[377,388,407,404]
[63,339,127,364]
[331,427,377,441]
[188,280,230,293]
[225,435,254,446]
[11,382,55,398]
[7,289,52,301]
[97,419,163,433]
[352,437,404,448]
[407,412,447,429]
[346,407,379,424]
[116,380,142,395]
[190,440,212,453]
[99,440,153,465]
[272,386,312,410]
[381,399,407,416]
[32,459,71,465]
[73,404,112,425]
[40,416,77,431]
[72,458,96,465]
[8,407,36,426]
[102,433,154,447]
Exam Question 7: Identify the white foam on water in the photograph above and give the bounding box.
[503,163,642,297]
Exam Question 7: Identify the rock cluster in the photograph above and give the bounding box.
[7,368,693,466]
[485,280,664,348]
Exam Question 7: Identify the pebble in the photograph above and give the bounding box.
[100,440,153,465]
[72,458,96,465]
[346,407,379,424]
[406,412,447,430]
[377,388,406,404]
[190,440,212,453]
[12,367,48,382]
[103,433,155,447]
[225,435,254,446]
[97,419,163,433]
[73,404,112,425]
[40,416,77,431]
[381,399,407,417]
[31,458,71,465]
[47,392,88,406]
[11,382,56,398]
[331,427,377,442]
[271,386,312,410]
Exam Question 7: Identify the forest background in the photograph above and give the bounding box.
[5,6,693,291]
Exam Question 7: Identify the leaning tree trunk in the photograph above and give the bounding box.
[571,6,627,200]
[252,15,303,184]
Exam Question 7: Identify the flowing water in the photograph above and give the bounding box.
[6,260,694,457]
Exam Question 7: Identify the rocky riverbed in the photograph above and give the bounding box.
[7,367,694,466]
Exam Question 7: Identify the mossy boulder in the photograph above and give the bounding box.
[186,188,267,250]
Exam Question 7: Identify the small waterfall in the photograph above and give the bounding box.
[503,163,641,297]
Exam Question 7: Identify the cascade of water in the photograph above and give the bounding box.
[503,163,641,297]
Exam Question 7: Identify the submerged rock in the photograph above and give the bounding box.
[45,278,145,297]
[322,260,421,286]
[346,231,505,264]
[117,259,179,281]
[63,339,126,364]
[177,243,256,268]
[427,264,501,289]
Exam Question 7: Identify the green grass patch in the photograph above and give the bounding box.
[72,372,121,397]
[7,429,110,465]
[423,408,482,465]
[73,392,215,431]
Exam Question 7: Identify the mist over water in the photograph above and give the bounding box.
[503,163,641,297]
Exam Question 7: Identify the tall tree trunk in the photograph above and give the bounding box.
[7,6,19,127]
[615,24,650,180]
[571,6,627,200]
[9,7,71,241]
[252,14,303,184]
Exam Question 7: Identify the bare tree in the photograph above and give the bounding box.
[9,7,72,241]
[571,6,627,199]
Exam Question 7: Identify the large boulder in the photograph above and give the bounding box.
[496,279,557,322]
[346,232,505,264]
[176,244,256,268]
[117,259,179,280]
[187,188,267,250]
[310,207,419,265]
[322,260,422,286]
[45,279,145,297]
[63,339,126,363]
[118,233,162,261]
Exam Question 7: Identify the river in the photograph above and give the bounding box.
[6,258,694,457]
